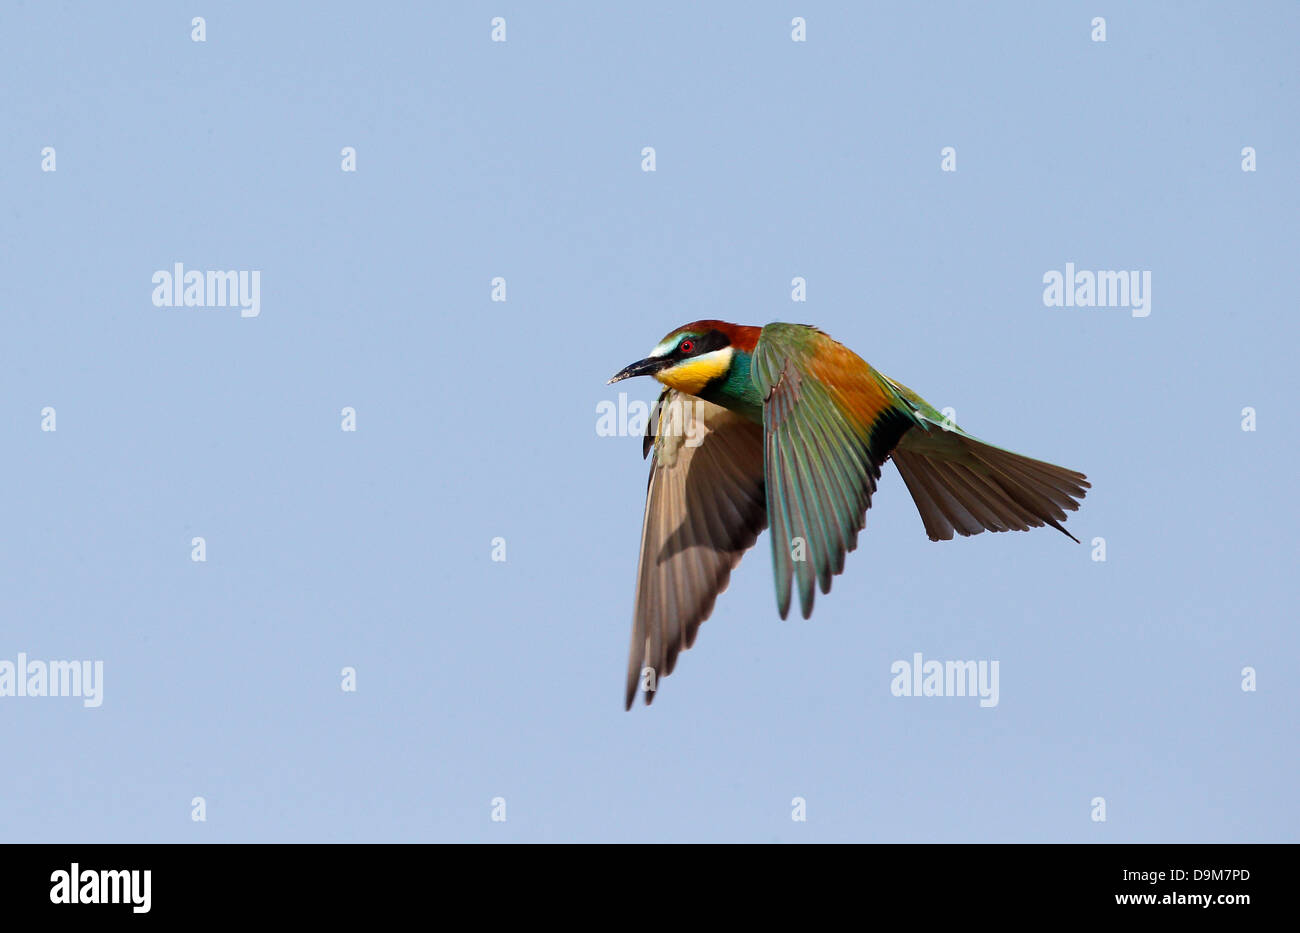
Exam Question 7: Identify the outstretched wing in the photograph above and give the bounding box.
[885,377,1090,542]
[624,388,766,708]
[751,324,918,620]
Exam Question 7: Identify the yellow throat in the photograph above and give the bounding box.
[653,347,733,397]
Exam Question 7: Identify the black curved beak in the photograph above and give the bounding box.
[607,357,668,385]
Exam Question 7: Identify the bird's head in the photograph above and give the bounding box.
[607,320,759,397]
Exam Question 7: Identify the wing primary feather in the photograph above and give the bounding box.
[787,410,843,590]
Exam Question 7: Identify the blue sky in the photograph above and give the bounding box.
[1,2,1295,842]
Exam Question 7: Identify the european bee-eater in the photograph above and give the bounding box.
[608,321,1090,709]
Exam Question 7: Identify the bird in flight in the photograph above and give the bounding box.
[608,320,1089,709]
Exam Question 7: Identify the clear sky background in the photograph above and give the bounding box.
[1,2,1295,842]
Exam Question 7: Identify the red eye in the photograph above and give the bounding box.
[679,339,695,354]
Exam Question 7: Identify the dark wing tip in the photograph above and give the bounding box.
[1049,518,1082,544]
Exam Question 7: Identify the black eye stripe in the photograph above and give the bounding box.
[671,330,728,360]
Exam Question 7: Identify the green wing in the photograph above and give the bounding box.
[751,324,917,619]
